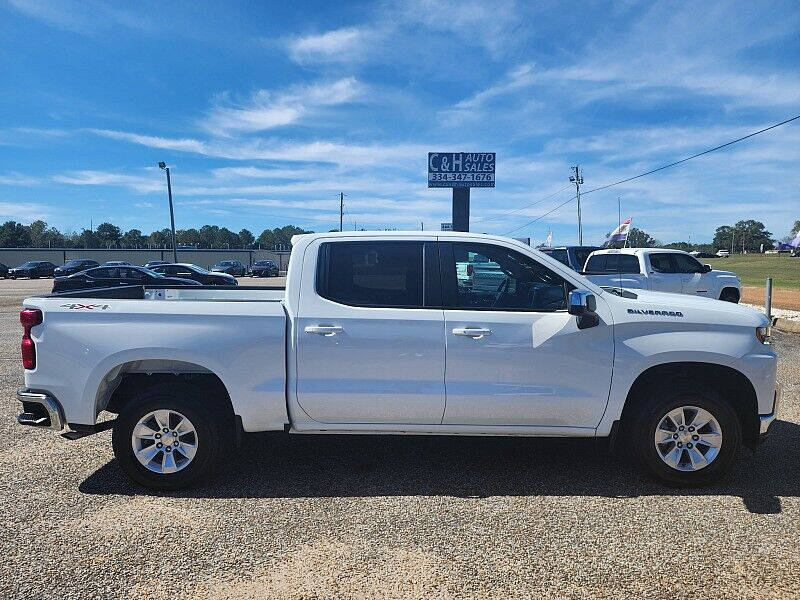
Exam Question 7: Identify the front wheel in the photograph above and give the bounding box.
[629,387,740,485]
[112,386,225,489]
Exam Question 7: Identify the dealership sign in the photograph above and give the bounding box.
[428,152,495,188]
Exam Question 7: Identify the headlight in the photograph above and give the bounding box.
[756,326,771,344]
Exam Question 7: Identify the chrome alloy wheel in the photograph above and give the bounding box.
[131,409,198,474]
[653,405,722,472]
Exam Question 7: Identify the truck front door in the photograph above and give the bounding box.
[295,239,446,424]
[439,241,614,428]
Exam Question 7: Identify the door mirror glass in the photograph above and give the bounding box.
[568,290,596,315]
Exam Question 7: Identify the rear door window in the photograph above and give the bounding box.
[648,253,677,273]
[317,241,426,308]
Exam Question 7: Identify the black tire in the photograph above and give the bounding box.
[720,288,739,303]
[628,383,741,486]
[112,384,227,489]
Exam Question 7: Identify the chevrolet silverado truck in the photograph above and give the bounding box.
[582,248,742,302]
[16,232,779,489]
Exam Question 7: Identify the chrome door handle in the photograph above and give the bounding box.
[304,325,343,336]
[452,327,492,338]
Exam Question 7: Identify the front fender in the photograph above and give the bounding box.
[596,323,755,436]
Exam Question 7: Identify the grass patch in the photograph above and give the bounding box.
[706,254,800,288]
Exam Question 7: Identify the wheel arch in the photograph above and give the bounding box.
[618,361,759,449]
[92,358,235,424]
[719,287,740,302]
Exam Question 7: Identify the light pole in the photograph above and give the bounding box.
[569,165,584,245]
[158,162,178,263]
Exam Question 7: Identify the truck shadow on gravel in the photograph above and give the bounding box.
[80,420,800,515]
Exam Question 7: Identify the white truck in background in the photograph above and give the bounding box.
[582,248,742,302]
[16,232,778,489]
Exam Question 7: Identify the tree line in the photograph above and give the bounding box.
[607,219,798,253]
[0,220,312,250]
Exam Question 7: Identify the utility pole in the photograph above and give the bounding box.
[158,162,178,263]
[421,221,424,231]
[569,165,584,245]
[339,192,345,232]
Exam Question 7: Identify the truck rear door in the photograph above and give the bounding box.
[294,239,446,424]
[646,253,682,293]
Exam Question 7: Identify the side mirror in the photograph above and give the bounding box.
[702,264,712,273]
[568,290,600,330]
[568,289,596,315]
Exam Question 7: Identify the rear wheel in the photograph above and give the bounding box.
[112,385,227,489]
[628,385,740,485]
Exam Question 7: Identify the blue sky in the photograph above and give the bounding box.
[1,0,799,245]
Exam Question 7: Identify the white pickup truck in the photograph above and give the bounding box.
[16,232,778,489]
[582,248,742,302]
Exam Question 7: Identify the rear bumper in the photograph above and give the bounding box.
[16,388,64,431]
[759,385,781,434]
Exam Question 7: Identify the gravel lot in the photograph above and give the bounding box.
[1,278,799,599]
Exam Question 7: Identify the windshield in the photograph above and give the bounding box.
[140,267,163,277]
[572,248,597,270]
[17,262,37,268]
[187,265,209,274]
[541,248,570,267]
[217,261,235,266]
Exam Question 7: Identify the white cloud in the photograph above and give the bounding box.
[51,170,163,193]
[0,172,41,186]
[202,78,366,135]
[286,27,374,64]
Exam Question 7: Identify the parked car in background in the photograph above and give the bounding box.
[52,265,201,293]
[104,260,132,266]
[689,251,716,259]
[143,260,169,268]
[8,261,56,279]
[0,262,9,278]
[583,248,741,302]
[715,249,730,258]
[54,259,100,277]
[210,260,246,277]
[539,246,602,271]
[150,263,237,286]
[248,260,280,277]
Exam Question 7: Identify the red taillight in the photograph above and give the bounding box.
[20,309,42,370]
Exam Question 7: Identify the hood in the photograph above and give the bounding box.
[711,269,739,279]
[608,288,767,328]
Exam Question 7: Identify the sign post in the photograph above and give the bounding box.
[428,152,495,232]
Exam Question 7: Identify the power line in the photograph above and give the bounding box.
[474,184,572,223]
[504,113,800,235]
[581,114,800,196]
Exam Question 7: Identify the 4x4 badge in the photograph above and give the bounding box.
[59,303,111,310]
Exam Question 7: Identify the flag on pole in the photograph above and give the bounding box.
[609,218,632,243]
[789,230,800,248]
[545,230,553,247]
